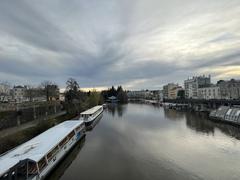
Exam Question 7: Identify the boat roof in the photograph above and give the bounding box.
[0,120,84,176]
[80,105,102,115]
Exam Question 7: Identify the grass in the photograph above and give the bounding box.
[0,113,77,155]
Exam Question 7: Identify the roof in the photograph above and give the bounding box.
[80,105,102,115]
[0,120,84,175]
[108,96,117,100]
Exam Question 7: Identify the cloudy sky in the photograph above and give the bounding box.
[0,0,240,90]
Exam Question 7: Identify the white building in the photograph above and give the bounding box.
[0,83,11,103]
[127,90,152,99]
[198,86,221,99]
[169,86,183,99]
[13,85,27,103]
[184,75,211,99]
[218,79,240,99]
[163,83,178,99]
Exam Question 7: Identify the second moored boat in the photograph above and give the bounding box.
[79,105,103,127]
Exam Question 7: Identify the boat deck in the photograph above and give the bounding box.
[0,120,84,175]
[80,105,103,115]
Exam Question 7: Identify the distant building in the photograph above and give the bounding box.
[127,90,152,99]
[0,83,11,103]
[107,96,118,103]
[184,75,211,99]
[59,92,65,102]
[198,85,221,99]
[159,90,163,102]
[218,79,240,99]
[169,86,183,99]
[163,83,178,99]
[13,85,27,103]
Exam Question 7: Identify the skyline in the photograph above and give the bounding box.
[0,0,240,90]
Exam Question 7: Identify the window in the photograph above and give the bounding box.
[47,146,59,161]
[38,158,47,172]
[59,136,69,148]
[28,162,38,176]
[75,126,81,132]
[68,131,75,139]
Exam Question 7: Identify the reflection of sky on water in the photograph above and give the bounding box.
[59,103,240,180]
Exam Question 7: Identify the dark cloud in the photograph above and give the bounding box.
[0,0,239,89]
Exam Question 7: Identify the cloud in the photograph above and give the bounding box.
[0,0,240,89]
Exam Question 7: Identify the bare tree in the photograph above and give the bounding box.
[40,81,59,101]
[0,81,11,102]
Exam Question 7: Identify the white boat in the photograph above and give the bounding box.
[0,120,86,180]
[79,105,103,126]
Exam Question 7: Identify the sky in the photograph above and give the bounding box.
[0,0,240,90]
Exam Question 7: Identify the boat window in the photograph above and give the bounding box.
[59,136,69,148]
[47,146,59,161]
[0,172,9,179]
[68,131,75,139]
[27,161,38,177]
[75,125,81,132]
[38,158,47,172]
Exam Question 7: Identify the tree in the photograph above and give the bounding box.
[40,81,59,101]
[177,90,185,99]
[0,81,11,102]
[117,86,128,103]
[66,78,79,92]
[65,78,80,102]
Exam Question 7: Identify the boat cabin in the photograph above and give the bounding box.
[0,121,85,180]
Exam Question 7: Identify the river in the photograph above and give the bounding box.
[48,103,240,180]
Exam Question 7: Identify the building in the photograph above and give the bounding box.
[169,86,183,99]
[163,83,178,99]
[127,90,152,99]
[198,85,221,99]
[218,79,240,99]
[0,83,11,103]
[59,93,65,102]
[184,75,211,99]
[13,85,27,103]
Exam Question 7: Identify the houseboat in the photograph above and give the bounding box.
[210,106,240,125]
[0,120,86,180]
[79,105,103,127]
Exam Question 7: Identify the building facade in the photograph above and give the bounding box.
[218,79,240,99]
[163,83,178,99]
[169,86,183,99]
[13,85,27,103]
[184,75,211,99]
[198,86,221,99]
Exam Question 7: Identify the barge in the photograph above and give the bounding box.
[79,105,103,127]
[0,120,86,180]
[210,106,240,125]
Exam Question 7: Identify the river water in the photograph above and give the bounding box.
[48,103,240,180]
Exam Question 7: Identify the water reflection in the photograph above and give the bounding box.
[86,113,103,131]
[185,112,215,135]
[107,103,127,117]
[163,108,185,121]
[5,103,240,180]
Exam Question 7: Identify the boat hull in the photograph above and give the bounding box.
[84,108,103,127]
[38,129,86,180]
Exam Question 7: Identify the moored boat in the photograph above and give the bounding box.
[79,105,103,127]
[0,120,85,180]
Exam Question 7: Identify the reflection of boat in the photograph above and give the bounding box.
[86,113,103,131]
[79,105,103,127]
[103,104,107,109]
[46,137,86,180]
[0,120,86,180]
